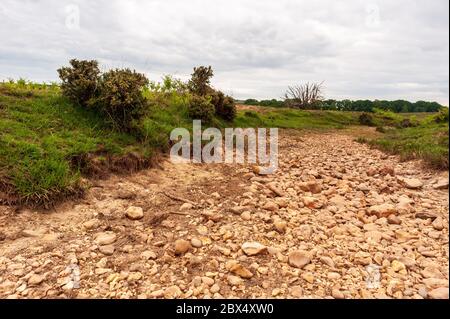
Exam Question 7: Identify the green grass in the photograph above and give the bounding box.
[0,82,156,205]
[363,121,449,169]
[1,80,448,205]
[234,108,359,130]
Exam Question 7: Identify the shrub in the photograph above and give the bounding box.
[376,126,386,133]
[188,95,215,123]
[188,66,214,96]
[95,69,149,131]
[397,118,416,128]
[210,90,237,121]
[359,113,375,126]
[57,59,100,106]
[433,108,449,123]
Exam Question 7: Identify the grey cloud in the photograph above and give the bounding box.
[0,0,448,104]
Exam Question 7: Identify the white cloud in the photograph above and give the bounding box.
[0,0,448,104]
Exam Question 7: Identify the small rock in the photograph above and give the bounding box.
[391,260,406,273]
[94,232,117,246]
[263,201,279,212]
[432,217,444,231]
[299,181,322,194]
[433,178,449,190]
[428,287,449,299]
[230,264,253,279]
[180,203,193,211]
[241,242,267,256]
[99,245,115,256]
[125,206,144,220]
[267,183,285,197]
[320,256,335,268]
[202,276,215,286]
[288,250,311,269]
[302,196,320,209]
[397,177,423,189]
[387,215,402,225]
[332,289,345,299]
[380,165,395,176]
[301,272,314,284]
[241,211,251,220]
[28,274,44,286]
[22,229,46,238]
[290,286,303,298]
[191,238,203,248]
[367,204,397,218]
[230,206,247,214]
[227,275,243,286]
[274,219,287,233]
[141,250,157,260]
[83,219,99,230]
[174,239,192,256]
[164,285,182,299]
[415,212,438,220]
[210,284,220,293]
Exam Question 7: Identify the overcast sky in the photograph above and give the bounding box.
[1,0,448,104]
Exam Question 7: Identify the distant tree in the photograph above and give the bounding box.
[244,99,259,105]
[284,82,324,109]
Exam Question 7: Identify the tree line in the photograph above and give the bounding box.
[244,98,444,113]
[243,82,445,113]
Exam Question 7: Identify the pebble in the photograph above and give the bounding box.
[94,232,117,246]
[125,206,144,220]
[174,239,192,255]
[288,250,311,269]
[99,245,115,256]
[191,238,203,248]
[241,242,267,256]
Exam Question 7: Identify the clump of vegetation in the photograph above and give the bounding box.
[210,90,236,121]
[432,108,449,123]
[58,61,149,132]
[94,69,149,131]
[188,66,214,96]
[366,124,449,169]
[57,59,100,106]
[359,112,375,126]
[187,65,237,121]
[188,95,215,123]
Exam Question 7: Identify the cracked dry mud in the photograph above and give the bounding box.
[0,130,448,299]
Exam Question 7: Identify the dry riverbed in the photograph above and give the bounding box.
[0,130,448,299]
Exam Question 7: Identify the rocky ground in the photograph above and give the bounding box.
[0,130,448,299]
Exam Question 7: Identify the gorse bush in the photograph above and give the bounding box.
[95,69,149,131]
[433,108,449,123]
[187,66,237,121]
[210,90,236,121]
[58,60,149,132]
[359,112,375,126]
[188,66,214,96]
[57,59,100,106]
[188,95,215,123]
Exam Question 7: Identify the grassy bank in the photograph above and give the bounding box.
[0,82,158,205]
[1,81,448,206]
[360,121,449,169]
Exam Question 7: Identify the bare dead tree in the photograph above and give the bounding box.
[284,82,324,109]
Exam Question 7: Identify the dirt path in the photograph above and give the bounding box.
[0,130,448,299]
